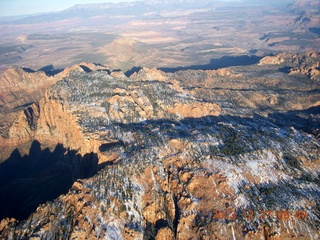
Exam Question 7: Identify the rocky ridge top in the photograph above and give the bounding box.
[0,53,319,239]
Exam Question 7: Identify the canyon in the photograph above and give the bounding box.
[0,51,319,239]
[0,0,320,239]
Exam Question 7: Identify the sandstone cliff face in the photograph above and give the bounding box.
[0,66,54,113]
[258,52,319,66]
[130,67,170,82]
[289,61,320,80]
[0,62,109,109]
[258,56,285,65]
[166,102,220,118]
[0,63,112,158]
[0,92,88,159]
[0,67,62,158]
[0,63,110,140]
[0,57,320,239]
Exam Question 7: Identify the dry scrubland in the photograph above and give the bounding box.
[0,0,319,73]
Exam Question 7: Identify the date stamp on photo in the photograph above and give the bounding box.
[212,209,309,221]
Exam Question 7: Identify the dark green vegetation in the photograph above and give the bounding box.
[0,59,319,238]
[0,0,319,238]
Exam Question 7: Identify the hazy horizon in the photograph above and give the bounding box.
[0,0,139,17]
[0,0,292,18]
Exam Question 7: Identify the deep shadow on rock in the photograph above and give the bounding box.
[0,140,99,221]
[268,106,320,137]
[38,64,64,76]
[0,106,318,222]
[158,55,263,73]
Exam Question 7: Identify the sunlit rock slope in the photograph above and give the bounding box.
[0,53,319,239]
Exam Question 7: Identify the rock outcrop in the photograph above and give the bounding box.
[130,67,170,82]
[166,102,220,118]
[258,55,285,65]
[0,58,319,239]
[289,61,320,80]
[258,52,319,66]
[0,66,55,112]
[0,63,109,114]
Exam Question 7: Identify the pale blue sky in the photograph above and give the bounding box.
[0,0,137,17]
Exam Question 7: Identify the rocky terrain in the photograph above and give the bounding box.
[0,51,319,239]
